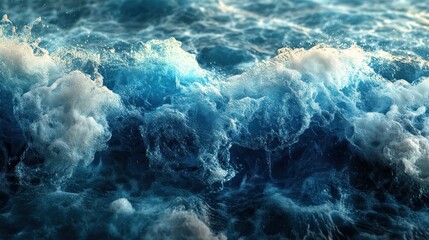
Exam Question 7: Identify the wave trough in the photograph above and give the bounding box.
[1,0,429,239]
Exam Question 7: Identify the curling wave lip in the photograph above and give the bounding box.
[1,1,429,239]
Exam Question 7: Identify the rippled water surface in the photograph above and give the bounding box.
[1,0,429,239]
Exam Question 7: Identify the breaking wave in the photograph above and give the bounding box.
[1,1,429,239]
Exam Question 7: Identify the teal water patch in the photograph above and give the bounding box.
[1,1,429,239]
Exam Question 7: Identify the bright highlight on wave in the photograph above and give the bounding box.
[1,1,429,239]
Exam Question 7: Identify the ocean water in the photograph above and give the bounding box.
[1,0,429,239]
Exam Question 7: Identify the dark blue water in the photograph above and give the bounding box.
[1,0,429,239]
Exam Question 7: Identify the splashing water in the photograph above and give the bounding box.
[1,0,429,239]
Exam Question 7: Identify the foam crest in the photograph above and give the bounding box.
[279,46,367,89]
[0,18,123,179]
[3,1,429,239]
[132,38,206,84]
[239,45,429,182]
[350,112,429,181]
[385,78,429,111]
[350,77,429,182]
[108,38,207,110]
[101,38,234,184]
[223,46,369,151]
[15,71,121,176]
[0,38,57,93]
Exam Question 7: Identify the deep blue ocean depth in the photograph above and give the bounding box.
[1,0,429,239]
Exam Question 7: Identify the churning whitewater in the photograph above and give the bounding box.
[1,0,429,239]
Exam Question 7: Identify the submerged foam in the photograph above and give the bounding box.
[110,198,134,214]
[146,210,227,240]
[1,4,429,238]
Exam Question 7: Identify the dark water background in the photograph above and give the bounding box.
[1,0,429,239]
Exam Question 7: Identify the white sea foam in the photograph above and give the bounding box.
[15,71,121,176]
[110,198,135,214]
[145,210,226,240]
[0,38,58,92]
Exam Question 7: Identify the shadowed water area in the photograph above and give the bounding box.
[1,0,429,239]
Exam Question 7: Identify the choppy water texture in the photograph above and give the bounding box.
[1,0,429,239]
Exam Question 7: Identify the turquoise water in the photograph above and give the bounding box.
[1,0,429,239]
